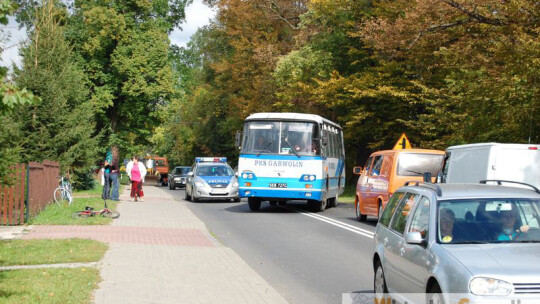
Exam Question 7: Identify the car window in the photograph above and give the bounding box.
[437,198,540,244]
[370,156,383,176]
[380,192,405,227]
[390,193,419,235]
[408,196,430,239]
[396,153,444,177]
[364,156,374,175]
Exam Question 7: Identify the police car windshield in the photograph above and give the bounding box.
[195,165,233,177]
[242,121,320,156]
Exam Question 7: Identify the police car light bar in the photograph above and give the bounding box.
[195,157,227,163]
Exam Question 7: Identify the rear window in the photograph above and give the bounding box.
[397,153,444,177]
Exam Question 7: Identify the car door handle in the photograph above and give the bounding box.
[400,247,405,256]
[383,237,389,246]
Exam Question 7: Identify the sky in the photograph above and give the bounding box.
[0,0,216,70]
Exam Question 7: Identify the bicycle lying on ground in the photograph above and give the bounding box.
[54,176,73,206]
[72,199,120,219]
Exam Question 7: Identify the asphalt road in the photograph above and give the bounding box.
[167,187,378,304]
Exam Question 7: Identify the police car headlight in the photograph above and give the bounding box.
[195,181,205,188]
[248,173,253,179]
[242,173,248,179]
[469,277,513,296]
[309,175,315,181]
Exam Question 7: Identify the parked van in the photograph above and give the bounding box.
[353,149,444,221]
[440,143,540,189]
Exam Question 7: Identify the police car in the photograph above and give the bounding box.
[184,157,240,202]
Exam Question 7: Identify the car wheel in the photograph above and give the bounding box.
[184,187,191,201]
[374,260,388,296]
[356,197,367,221]
[248,198,261,211]
[427,283,444,304]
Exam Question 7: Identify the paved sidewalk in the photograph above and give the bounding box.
[22,185,288,304]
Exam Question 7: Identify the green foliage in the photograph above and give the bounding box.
[12,1,100,188]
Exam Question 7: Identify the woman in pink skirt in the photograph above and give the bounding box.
[126,156,147,201]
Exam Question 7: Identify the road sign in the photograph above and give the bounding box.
[393,133,412,150]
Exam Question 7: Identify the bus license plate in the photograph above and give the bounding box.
[269,183,287,188]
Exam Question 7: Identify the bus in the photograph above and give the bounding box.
[236,113,345,212]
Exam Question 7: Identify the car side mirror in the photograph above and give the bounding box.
[405,231,424,245]
[353,166,362,175]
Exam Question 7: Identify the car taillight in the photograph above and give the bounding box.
[529,147,538,150]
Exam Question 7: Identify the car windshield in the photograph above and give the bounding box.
[241,121,320,156]
[397,153,444,176]
[195,165,233,177]
[437,198,540,244]
[174,168,190,175]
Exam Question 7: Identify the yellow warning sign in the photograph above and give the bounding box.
[393,133,412,150]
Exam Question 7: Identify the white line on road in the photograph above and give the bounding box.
[281,205,374,239]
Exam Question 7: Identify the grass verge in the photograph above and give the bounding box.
[30,197,119,225]
[0,267,100,304]
[339,184,356,204]
[73,183,125,197]
[0,239,108,266]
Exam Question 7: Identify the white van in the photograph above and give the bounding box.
[440,143,540,189]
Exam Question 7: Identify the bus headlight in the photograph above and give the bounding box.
[299,175,316,182]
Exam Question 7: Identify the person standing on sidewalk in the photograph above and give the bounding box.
[110,164,120,201]
[126,157,147,201]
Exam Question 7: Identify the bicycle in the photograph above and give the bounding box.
[54,176,73,206]
[72,199,120,219]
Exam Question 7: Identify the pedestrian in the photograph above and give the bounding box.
[110,163,120,201]
[126,156,147,202]
[102,160,111,200]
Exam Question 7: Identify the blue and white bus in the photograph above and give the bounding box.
[236,113,345,212]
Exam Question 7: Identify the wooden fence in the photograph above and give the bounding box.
[0,164,26,225]
[0,160,60,225]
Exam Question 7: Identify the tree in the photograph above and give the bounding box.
[12,0,99,189]
[64,0,190,162]
[0,0,38,184]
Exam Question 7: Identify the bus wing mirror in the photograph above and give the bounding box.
[353,166,362,175]
[235,131,242,149]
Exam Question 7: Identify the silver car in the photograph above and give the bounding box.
[184,162,240,202]
[373,181,540,304]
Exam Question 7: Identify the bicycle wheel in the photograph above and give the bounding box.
[72,211,90,219]
[101,210,120,218]
[66,191,74,206]
[54,187,70,206]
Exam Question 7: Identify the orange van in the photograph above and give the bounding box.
[352,149,444,221]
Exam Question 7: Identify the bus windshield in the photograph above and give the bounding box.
[242,121,320,156]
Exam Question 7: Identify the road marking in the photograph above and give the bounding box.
[281,205,374,239]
